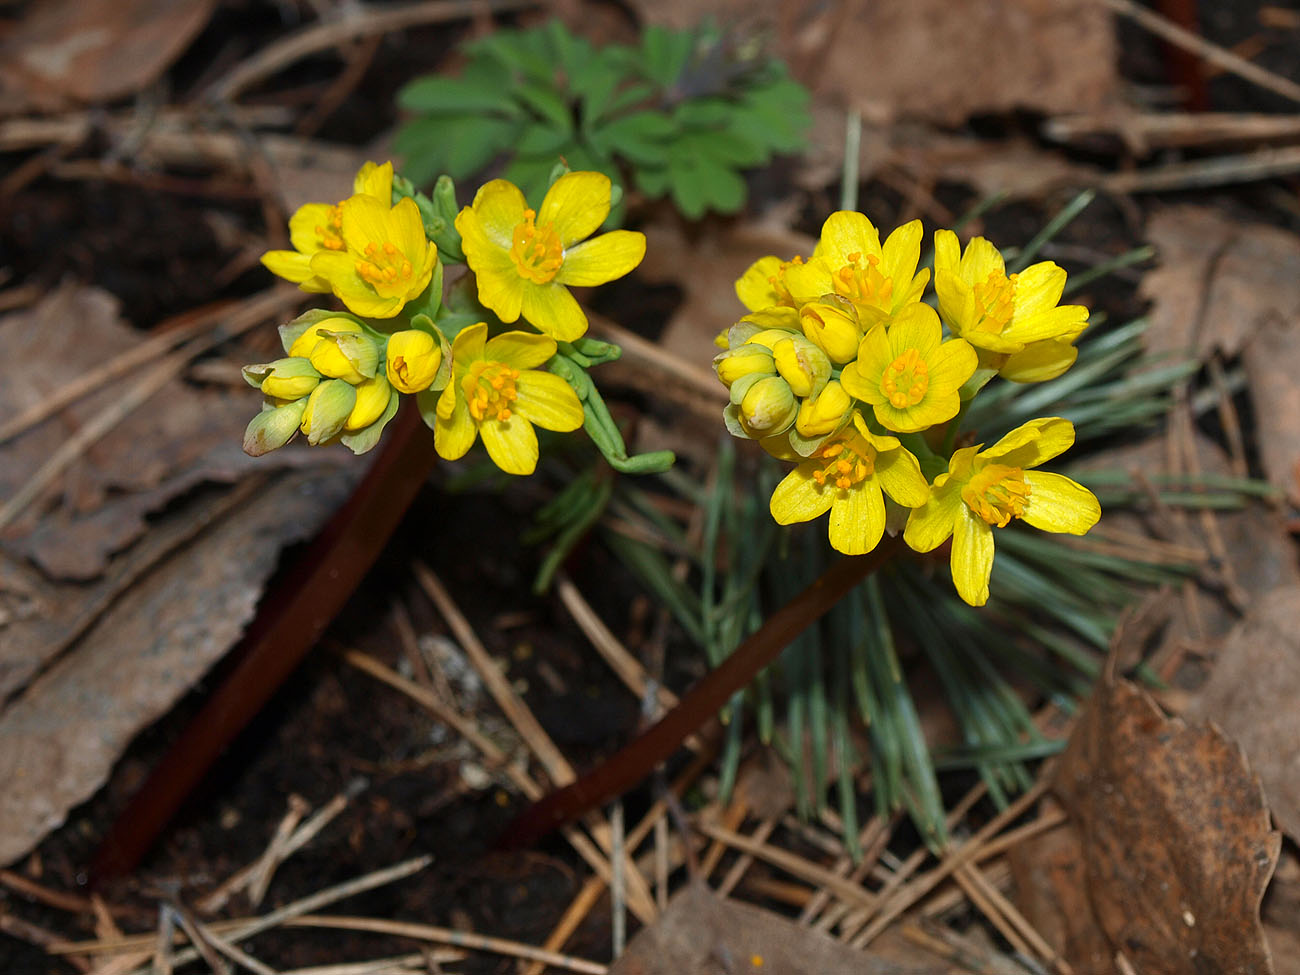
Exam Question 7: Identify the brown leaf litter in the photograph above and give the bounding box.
[1053,664,1280,973]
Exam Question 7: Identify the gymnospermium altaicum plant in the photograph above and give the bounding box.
[394,20,811,220]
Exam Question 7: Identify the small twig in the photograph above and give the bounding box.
[248,796,311,908]
[1103,145,1300,193]
[283,915,606,975]
[166,905,232,975]
[204,0,537,102]
[0,869,101,915]
[610,801,626,958]
[715,815,778,897]
[279,952,464,975]
[1100,0,1300,104]
[0,912,92,973]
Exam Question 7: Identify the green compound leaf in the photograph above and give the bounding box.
[589,110,676,166]
[394,115,518,182]
[668,151,747,217]
[514,120,574,158]
[640,24,694,87]
[397,76,522,117]
[515,81,574,131]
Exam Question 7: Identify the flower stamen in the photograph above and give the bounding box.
[510,208,564,284]
[833,252,894,311]
[811,436,876,491]
[465,361,521,422]
[880,347,930,408]
[971,270,1018,335]
[962,463,1031,527]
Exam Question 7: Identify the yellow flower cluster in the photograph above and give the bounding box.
[716,212,1099,606]
[250,163,645,475]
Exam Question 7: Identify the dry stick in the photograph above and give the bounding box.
[279,953,465,975]
[521,748,718,975]
[182,914,279,975]
[106,858,433,974]
[588,313,726,406]
[849,779,1048,950]
[699,796,751,880]
[715,815,778,897]
[1044,109,1300,150]
[0,869,102,915]
[0,912,92,973]
[950,867,1033,963]
[166,906,232,975]
[955,864,1069,974]
[693,821,877,913]
[205,0,538,102]
[798,814,890,927]
[1099,0,1300,105]
[831,783,988,940]
[341,650,652,923]
[1103,145,1300,193]
[283,916,606,975]
[248,796,310,908]
[0,286,299,445]
[610,800,626,959]
[413,563,658,923]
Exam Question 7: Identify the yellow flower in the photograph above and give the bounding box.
[242,357,321,400]
[904,417,1101,606]
[455,172,646,341]
[308,195,439,318]
[840,303,977,433]
[784,214,929,323]
[434,322,584,475]
[770,413,929,555]
[933,230,1089,382]
[299,379,357,445]
[795,379,852,438]
[261,161,394,291]
[386,329,443,393]
[735,255,805,312]
[799,298,862,364]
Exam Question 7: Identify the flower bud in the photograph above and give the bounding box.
[243,357,320,400]
[308,329,379,384]
[346,374,393,431]
[287,316,362,358]
[714,343,775,388]
[772,334,830,398]
[385,329,443,393]
[739,376,798,437]
[800,300,862,364]
[243,399,307,456]
[796,380,852,437]
[299,379,357,445]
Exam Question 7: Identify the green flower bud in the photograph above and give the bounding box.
[308,329,379,384]
[299,379,357,445]
[772,334,831,399]
[242,357,321,400]
[385,329,442,393]
[796,380,852,437]
[739,376,797,437]
[800,299,862,364]
[346,374,393,431]
[714,343,775,388]
[243,398,307,456]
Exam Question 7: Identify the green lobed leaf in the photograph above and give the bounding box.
[397,76,522,117]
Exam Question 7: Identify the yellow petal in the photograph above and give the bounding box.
[485,331,557,370]
[480,415,539,475]
[1006,305,1089,345]
[1022,471,1101,535]
[828,481,885,555]
[903,483,964,552]
[353,160,393,201]
[451,322,488,369]
[879,220,922,296]
[934,269,976,336]
[770,467,836,525]
[951,507,994,606]
[982,417,1075,469]
[469,179,528,246]
[539,171,611,246]
[474,259,527,323]
[874,445,930,508]
[338,194,391,254]
[288,203,336,254]
[521,282,587,340]
[781,257,834,304]
[262,249,318,285]
[514,371,584,431]
[926,337,978,393]
[961,237,1004,284]
[886,302,942,359]
[434,390,476,460]
[817,211,881,267]
[735,256,784,311]
[999,339,1078,383]
[1012,261,1067,317]
[556,231,646,286]
[933,229,961,277]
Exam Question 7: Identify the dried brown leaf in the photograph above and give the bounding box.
[1189,587,1300,844]
[1007,814,1111,974]
[0,468,355,866]
[609,882,936,974]
[0,0,215,112]
[1053,671,1280,973]
[628,0,1115,125]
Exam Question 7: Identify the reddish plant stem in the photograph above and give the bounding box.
[1157,0,1210,110]
[92,403,436,880]
[500,536,903,848]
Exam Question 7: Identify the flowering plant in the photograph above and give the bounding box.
[714,211,1100,605]
[243,161,671,479]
